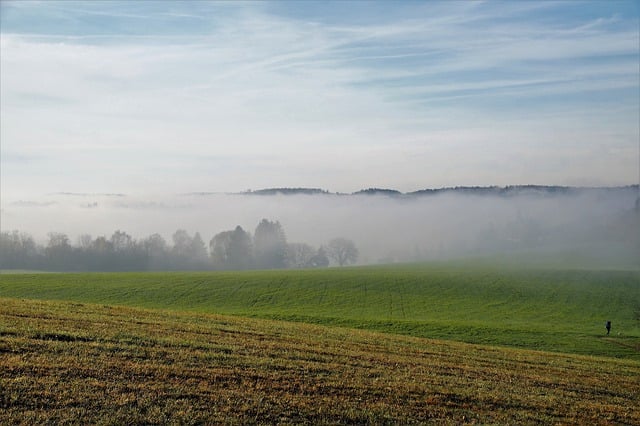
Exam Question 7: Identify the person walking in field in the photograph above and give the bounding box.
[605,320,611,335]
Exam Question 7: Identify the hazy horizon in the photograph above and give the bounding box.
[2,188,638,268]
[1,1,639,268]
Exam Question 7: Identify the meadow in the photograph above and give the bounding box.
[1,262,639,359]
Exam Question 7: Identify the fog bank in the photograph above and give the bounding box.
[2,187,638,268]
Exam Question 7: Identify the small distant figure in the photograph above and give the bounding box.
[605,320,611,335]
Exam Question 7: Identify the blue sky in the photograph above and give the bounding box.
[1,0,638,199]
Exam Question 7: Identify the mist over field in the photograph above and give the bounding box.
[2,1,639,271]
[2,187,638,267]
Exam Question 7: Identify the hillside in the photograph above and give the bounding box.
[1,263,638,358]
[1,298,638,424]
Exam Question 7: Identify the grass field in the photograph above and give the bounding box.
[1,262,639,358]
[1,298,639,424]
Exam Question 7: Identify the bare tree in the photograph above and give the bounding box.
[327,238,358,266]
[285,243,316,268]
[307,246,330,268]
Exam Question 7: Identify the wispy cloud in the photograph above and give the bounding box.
[1,1,638,200]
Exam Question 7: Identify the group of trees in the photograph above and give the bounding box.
[0,219,358,272]
[0,229,210,272]
[209,219,357,270]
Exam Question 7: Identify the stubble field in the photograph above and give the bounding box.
[1,298,639,424]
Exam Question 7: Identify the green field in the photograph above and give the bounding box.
[1,262,638,359]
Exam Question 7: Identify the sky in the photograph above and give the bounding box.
[1,0,639,200]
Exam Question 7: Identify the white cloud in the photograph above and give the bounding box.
[1,1,638,200]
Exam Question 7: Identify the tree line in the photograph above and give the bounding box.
[237,185,639,197]
[0,219,358,272]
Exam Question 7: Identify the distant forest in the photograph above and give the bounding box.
[237,185,639,197]
[0,219,358,272]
